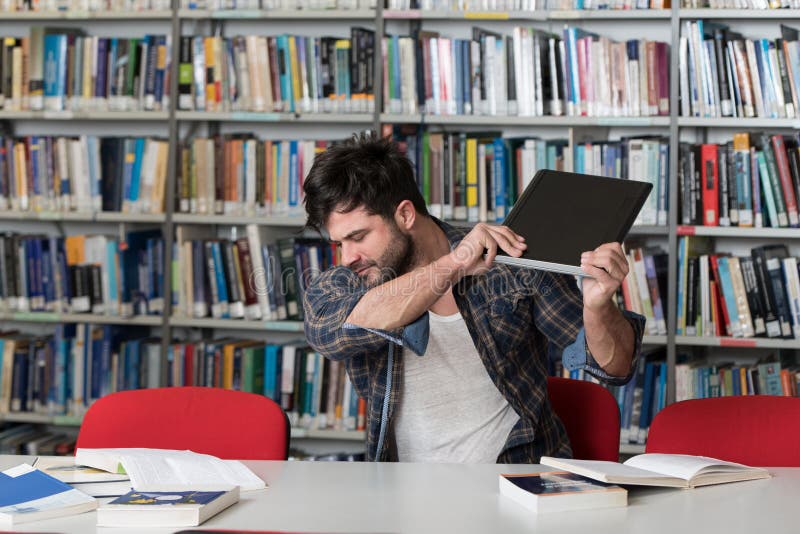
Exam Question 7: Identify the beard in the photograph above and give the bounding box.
[353,223,417,288]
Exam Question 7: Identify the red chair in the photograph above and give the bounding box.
[646,396,800,467]
[547,377,621,462]
[76,387,290,460]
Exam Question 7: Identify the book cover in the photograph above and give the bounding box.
[499,471,626,514]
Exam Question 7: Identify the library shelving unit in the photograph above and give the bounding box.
[2,3,800,459]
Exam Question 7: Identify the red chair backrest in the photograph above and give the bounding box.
[646,396,800,467]
[76,387,289,460]
[547,377,621,462]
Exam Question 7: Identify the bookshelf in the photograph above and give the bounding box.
[0,3,799,458]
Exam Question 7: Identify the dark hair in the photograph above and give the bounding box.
[303,131,429,233]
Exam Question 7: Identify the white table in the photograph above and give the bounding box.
[1,455,797,534]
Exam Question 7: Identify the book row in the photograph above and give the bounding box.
[384,26,669,118]
[677,239,800,339]
[176,136,328,217]
[0,135,169,215]
[679,134,800,228]
[166,340,366,432]
[393,128,664,224]
[174,228,336,321]
[177,31,375,114]
[674,358,800,401]
[618,247,669,337]
[680,21,800,119]
[386,0,667,9]
[2,0,170,10]
[0,330,367,433]
[182,0,372,8]
[0,231,164,317]
[0,424,74,456]
[0,29,170,112]
[681,0,798,8]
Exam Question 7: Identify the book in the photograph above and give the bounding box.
[75,448,266,491]
[0,463,97,525]
[498,471,627,513]
[97,487,239,527]
[540,454,771,488]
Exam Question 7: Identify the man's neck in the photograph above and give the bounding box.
[410,217,460,316]
[409,216,452,270]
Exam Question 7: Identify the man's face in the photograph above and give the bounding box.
[326,206,416,287]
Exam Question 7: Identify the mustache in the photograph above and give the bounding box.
[350,261,377,273]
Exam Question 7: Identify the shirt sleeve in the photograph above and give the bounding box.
[302,266,429,361]
[532,271,645,386]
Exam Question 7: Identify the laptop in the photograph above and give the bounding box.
[492,169,653,277]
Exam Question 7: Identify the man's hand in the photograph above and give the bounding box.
[448,223,527,278]
[579,242,628,312]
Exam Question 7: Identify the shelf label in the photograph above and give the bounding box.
[383,9,421,19]
[230,112,280,121]
[43,110,74,119]
[596,117,653,126]
[213,9,261,18]
[548,10,580,19]
[676,225,695,236]
[464,11,509,19]
[13,312,58,322]
[719,338,757,348]
[53,415,83,426]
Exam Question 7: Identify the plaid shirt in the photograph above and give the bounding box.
[303,220,646,463]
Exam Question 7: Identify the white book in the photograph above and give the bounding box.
[541,454,771,489]
[75,448,265,492]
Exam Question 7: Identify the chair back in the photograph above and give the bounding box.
[76,387,289,460]
[547,376,621,461]
[646,396,800,467]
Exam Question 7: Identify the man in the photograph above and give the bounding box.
[302,132,645,463]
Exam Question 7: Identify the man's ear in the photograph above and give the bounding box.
[394,199,416,231]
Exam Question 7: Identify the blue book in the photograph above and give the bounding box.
[277,36,293,112]
[209,241,229,318]
[493,137,507,223]
[716,257,743,337]
[0,464,96,525]
[288,140,299,210]
[43,34,67,110]
[97,488,238,528]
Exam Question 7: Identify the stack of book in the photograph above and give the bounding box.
[5,0,171,11]
[383,26,669,117]
[677,239,800,340]
[680,21,800,119]
[0,29,170,112]
[181,0,373,8]
[675,359,800,400]
[0,231,164,317]
[176,136,330,217]
[679,134,800,228]
[0,135,169,215]
[177,31,375,114]
[619,246,669,337]
[173,228,333,321]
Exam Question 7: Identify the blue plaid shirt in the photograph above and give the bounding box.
[303,220,646,462]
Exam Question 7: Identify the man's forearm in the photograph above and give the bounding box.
[584,302,635,377]
[345,254,462,330]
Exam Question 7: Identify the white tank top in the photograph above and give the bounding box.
[393,310,520,463]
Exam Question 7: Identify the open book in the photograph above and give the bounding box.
[540,454,771,488]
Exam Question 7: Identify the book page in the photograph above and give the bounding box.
[540,457,676,482]
[623,454,755,481]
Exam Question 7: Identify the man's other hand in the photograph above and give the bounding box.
[579,242,628,312]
